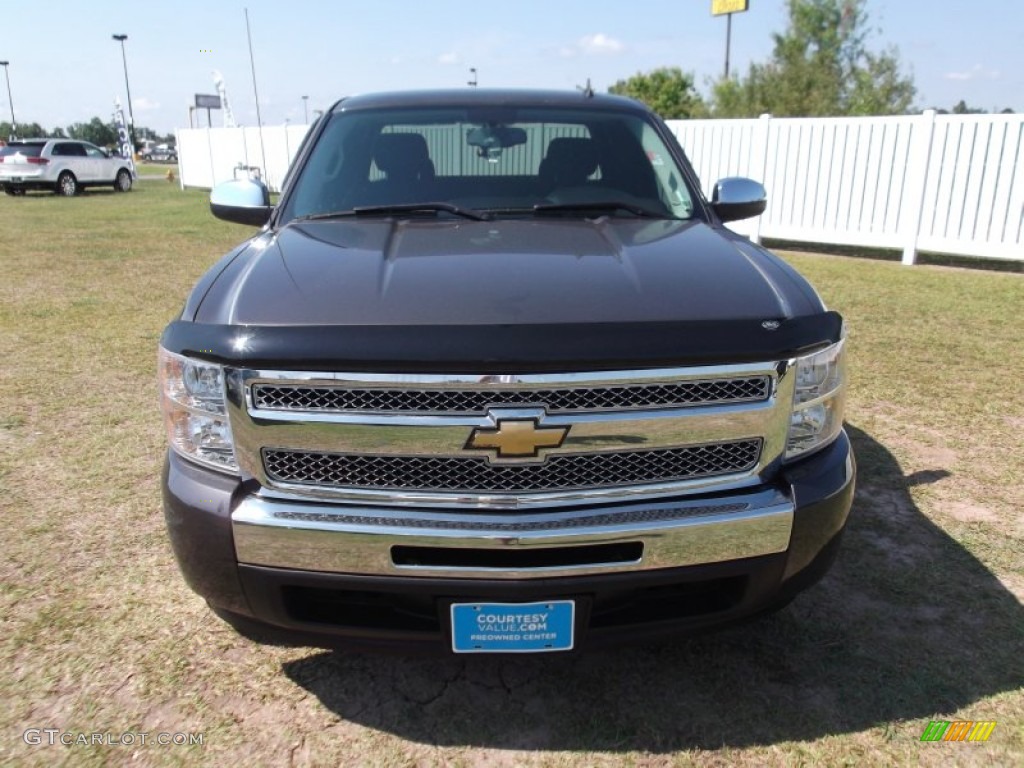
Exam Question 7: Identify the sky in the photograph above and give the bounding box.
[1,0,1021,135]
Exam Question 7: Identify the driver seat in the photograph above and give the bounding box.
[374,133,435,186]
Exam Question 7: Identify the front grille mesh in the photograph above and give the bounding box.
[252,377,770,415]
[262,439,762,493]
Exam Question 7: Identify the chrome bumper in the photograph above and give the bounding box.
[232,487,794,579]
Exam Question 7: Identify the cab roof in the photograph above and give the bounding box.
[332,88,652,116]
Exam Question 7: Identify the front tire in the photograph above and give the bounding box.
[114,169,132,193]
[56,172,78,197]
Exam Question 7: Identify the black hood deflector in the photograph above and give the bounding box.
[161,313,843,373]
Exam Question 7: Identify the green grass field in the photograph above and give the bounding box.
[1,181,1021,767]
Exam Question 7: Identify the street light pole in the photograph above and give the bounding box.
[111,35,137,153]
[0,61,15,139]
[302,95,309,123]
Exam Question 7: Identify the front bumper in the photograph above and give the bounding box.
[163,431,854,652]
[231,487,794,579]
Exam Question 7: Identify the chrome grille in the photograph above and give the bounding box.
[262,439,762,493]
[234,363,791,509]
[251,377,770,415]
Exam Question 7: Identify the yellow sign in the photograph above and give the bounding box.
[712,0,749,16]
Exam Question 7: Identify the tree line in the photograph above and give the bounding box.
[609,0,1014,119]
[1,118,174,148]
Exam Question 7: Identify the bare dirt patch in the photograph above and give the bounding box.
[947,502,998,523]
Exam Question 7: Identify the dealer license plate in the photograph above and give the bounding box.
[450,600,575,653]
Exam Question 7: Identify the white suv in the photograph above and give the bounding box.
[0,139,134,196]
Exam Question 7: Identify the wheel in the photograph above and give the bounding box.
[56,171,78,196]
[114,168,132,193]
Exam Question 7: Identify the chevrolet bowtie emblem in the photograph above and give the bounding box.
[466,419,569,460]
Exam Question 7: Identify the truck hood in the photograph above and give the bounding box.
[193,217,823,326]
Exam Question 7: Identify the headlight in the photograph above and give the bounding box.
[786,337,847,460]
[159,347,238,473]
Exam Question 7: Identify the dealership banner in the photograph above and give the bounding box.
[113,100,136,176]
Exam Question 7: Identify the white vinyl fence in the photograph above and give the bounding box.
[177,111,1023,264]
[668,112,1023,263]
[175,124,311,193]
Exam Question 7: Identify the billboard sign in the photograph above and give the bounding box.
[195,94,222,109]
[712,0,749,15]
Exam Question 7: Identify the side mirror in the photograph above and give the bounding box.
[210,178,272,226]
[711,177,767,223]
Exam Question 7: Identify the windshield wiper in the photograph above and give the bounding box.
[532,201,672,219]
[296,202,489,222]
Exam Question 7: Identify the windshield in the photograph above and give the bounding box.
[280,105,697,224]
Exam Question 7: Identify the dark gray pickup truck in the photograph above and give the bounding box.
[159,89,854,654]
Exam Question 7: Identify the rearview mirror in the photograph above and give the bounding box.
[467,124,528,159]
[210,177,272,226]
